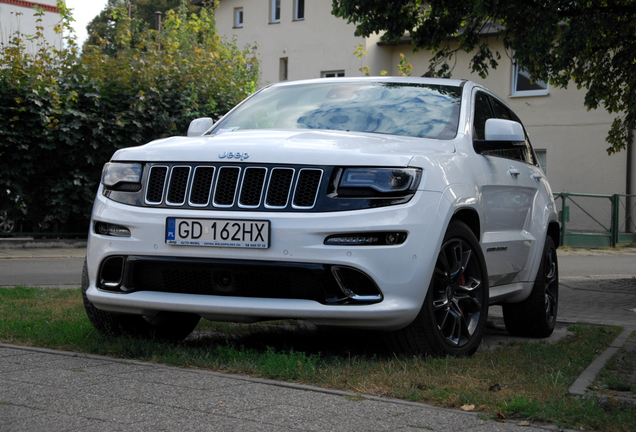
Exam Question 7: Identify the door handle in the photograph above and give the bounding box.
[531,173,542,182]
[508,168,521,178]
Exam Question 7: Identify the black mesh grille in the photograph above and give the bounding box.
[166,167,191,205]
[239,168,267,207]
[131,261,326,302]
[146,166,168,204]
[189,167,215,205]
[214,167,241,206]
[266,168,294,208]
[293,169,322,208]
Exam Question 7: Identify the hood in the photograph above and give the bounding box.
[111,129,456,167]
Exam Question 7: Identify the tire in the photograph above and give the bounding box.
[503,236,558,338]
[81,260,200,342]
[0,211,15,233]
[386,220,489,357]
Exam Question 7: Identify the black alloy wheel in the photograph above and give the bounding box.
[386,220,489,357]
[503,236,559,338]
[431,235,486,350]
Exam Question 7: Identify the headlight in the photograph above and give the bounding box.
[338,168,421,196]
[101,163,142,191]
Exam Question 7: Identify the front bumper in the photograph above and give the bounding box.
[86,188,447,330]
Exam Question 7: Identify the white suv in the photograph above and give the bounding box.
[83,77,560,357]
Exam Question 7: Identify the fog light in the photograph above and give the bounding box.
[325,236,379,245]
[324,232,407,246]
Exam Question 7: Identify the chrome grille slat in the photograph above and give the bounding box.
[145,166,168,204]
[166,166,191,206]
[239,167,267,208]
[213,167,241,207]
[144,164,322,210]
[266,168,295,208]
[293,169,323,209]
[189,166,215,206]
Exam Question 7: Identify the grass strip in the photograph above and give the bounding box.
[1,286,635,432]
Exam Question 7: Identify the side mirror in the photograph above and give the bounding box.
[187,118,214,137]
[485,118,525,141]
[474,118,526,154]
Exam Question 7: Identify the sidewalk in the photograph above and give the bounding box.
[0,344,564,432]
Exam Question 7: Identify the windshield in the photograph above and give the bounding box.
[212,82,462,140]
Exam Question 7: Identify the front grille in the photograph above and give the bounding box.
[131,260,326,302]
[144,163,323,211]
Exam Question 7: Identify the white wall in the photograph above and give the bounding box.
[215,0,390,85]
[0,0,62,52]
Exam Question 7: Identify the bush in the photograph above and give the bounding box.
[0,0,259,234]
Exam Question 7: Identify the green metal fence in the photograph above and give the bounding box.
[554,193,636,248]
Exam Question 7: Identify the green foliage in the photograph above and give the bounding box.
[0,0,258,232]
[332,0,636,154]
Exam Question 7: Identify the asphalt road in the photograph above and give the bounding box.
[559,254,636,278]
[0,257,85,287]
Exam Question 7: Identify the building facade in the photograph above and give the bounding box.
[211,0,633,196]
[0,0,61,50]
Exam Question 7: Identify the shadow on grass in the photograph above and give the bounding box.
[186,322,392,359]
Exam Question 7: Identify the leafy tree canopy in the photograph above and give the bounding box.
[85,0,200,51]
[332,0,636,154]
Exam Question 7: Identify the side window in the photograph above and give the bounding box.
[492,100,512,120]
[473,92,494,140]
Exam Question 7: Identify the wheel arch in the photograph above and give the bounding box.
[450,207,481,242]
[547,220,561,248]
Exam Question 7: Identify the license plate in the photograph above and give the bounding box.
[166,218,270,248]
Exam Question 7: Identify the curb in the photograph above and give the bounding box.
[568,327,636,403]
[0,238,87,249]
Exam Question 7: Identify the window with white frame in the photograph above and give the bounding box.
[322,70,345,78]
[234,8,243,28]
[512,62,549,97]
[535,149,547,174]
[280,58,288,81]
[294,0,305,20]
[270,0,281,23]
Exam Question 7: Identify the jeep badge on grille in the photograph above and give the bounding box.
[219,151,250,161]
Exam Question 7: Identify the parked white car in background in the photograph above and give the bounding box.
[83,77,560,356]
